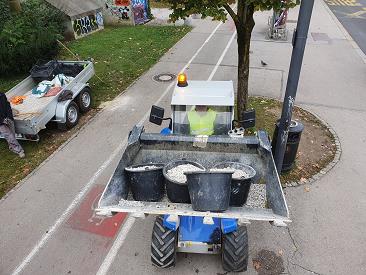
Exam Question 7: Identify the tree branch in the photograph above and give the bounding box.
[223,4,238,25]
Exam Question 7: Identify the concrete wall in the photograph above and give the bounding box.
[95,0,150,26]
[70,9,105,39]
[96,0,134,25]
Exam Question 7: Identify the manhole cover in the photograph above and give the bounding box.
[153,73,176,83]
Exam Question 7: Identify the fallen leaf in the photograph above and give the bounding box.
[304,186,310,192]
[300,177,307,183]
[253,260,261,271]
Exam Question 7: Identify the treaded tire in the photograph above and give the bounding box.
[222,226,248,272]
[58,101,79,131]
[76,87,92,113]
[151,216,177,268]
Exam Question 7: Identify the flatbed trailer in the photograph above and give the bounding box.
[4,60,95,140]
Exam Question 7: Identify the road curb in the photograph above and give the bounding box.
[321,0,366,64]
[284,106,342,188]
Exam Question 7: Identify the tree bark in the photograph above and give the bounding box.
[8,0,21,14]
[236,2,255,121]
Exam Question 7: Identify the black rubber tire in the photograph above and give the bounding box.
[151,216,177,268]
[222,226,249,272]
[58,101,79,131]
[76,87,92,113]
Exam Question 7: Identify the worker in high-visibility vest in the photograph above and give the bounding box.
[187,105,217,136]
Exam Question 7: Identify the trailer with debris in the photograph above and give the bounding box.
[3,60,95,141]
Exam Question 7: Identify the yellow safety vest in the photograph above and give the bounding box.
[187,109,217,136]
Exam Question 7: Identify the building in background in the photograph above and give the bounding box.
[101,0,150,25]
[45,0,151,40]
[46,0,104,40]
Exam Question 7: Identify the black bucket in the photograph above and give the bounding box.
[212,162,256,207]
[185,171,233,212]
[125,164,165,202]
[163,160,205,203]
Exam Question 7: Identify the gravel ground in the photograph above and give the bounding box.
[245,184,266,209]
[166,164,204,183]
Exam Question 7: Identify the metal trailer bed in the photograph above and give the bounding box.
[5,60,95,139]
[97,126,290,226]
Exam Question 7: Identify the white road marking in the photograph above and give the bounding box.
[96,22,238,275]
[96,216,136,275]
[11,20,225,275]
[207,30,237,81]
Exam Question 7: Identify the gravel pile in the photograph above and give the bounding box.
[118,199,144,207]
[167,164,204,183]
[210,167,250,179]
[245,184,266,208]
[126,165,160,171]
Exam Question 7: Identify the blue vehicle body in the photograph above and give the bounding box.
[163,215,238,242]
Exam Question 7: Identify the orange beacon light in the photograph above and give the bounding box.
[177,73,188,87]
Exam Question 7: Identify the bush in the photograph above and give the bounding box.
[0,1,11,31]
[0,0,65,76]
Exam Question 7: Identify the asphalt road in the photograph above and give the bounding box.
[1,1,366,275]
[324,0,366,53]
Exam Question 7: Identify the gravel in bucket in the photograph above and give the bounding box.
[166,164,204,183]
[210,167,250,179]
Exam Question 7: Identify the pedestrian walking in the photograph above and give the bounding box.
[0,93,25,158]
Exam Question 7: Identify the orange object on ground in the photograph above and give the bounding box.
[10,96,26,105]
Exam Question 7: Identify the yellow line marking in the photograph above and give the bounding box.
[325,0,362,6]
[346,7,366,18]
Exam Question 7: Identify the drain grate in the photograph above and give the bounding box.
[153,73,176,83]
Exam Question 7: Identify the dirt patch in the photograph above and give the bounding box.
[252,249,285,275]
[249,97,337,185]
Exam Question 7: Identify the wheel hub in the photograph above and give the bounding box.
[81,92,91,107]
[68,106,78,123]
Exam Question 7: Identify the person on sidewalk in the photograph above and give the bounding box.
[0,93,25,158]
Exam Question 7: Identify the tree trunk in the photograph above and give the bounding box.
[236,3,255,121]
[8,0,21,14]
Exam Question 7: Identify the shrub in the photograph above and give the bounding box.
[0,0,65,76]
[0,1,11,31]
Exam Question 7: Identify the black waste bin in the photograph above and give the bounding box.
[272,120,304,173]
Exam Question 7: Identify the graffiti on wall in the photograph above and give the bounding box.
[105,0,131,21]
[73,11,104,38]
[131,0,149,25]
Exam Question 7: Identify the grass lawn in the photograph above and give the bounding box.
[0,75,26,92]
[0,25,191,198]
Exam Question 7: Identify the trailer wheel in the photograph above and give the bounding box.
[221,226,248,272]
[76,87,92,113]
[151,216,177,268]
[58,101,79,131]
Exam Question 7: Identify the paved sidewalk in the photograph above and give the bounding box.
[1,0,365,274]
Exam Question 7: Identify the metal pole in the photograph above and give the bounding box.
[274,0,314,172]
